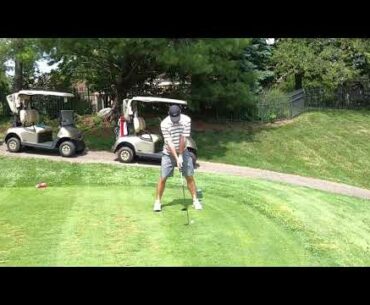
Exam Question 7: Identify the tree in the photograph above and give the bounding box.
[43,38,259,119]
[242,38,274,92]
[159,39,257,116]
[272,38,359,90]
[345,39,370,77]
[40,38,173,120]
[0,38,42,91]
[0,65,9,108]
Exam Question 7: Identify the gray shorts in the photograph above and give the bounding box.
[161,149,194,178]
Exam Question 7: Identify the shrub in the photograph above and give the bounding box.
[257,88,290,122]
[72,97,93,115]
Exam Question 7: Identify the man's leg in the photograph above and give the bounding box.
[154,177,166,212]
[185,175,202,210]
[153,154,175,211]
[155,177,167,201]
[183,150,202,210]
[185,175,197,200]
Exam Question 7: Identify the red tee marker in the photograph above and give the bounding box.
[36,182,48,189]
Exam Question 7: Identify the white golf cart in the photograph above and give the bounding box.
[4,90,85,157]
[111,96,198,164]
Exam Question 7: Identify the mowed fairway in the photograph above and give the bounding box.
[0,157,370,266]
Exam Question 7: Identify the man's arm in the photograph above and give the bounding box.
[178,135,186,155]
[178,117,191,160]
[162,124,180,161]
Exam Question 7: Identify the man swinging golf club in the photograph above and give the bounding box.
[153,104,202,212]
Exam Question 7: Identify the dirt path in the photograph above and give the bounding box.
[1,143,370,200]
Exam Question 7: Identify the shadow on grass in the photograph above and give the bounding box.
[162,198,192,208]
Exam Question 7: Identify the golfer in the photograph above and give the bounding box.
[153,105,202,212]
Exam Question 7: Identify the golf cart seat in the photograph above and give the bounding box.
[20,109,53,134]
[133,116,160,142]
[133,116,145,133]
[20,109,39,126]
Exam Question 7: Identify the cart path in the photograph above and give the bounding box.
[1,143,370,200]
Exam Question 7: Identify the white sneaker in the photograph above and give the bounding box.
[193,199,203,210]
[153,201,162,212]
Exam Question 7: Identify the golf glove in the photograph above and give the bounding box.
[177,154,183,169]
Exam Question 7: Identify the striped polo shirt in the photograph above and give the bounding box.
[161,114,191,155]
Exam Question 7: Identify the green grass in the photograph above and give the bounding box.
[0,156,370,266]
[194,110,370,189]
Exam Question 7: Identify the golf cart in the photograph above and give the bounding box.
[4,90,85,157]
[112,96,198,164]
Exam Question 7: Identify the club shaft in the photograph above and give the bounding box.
[181,172,190,225]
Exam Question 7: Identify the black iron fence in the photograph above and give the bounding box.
[305,84,370,110]
[255,83,370,123]
[257,89,305,122]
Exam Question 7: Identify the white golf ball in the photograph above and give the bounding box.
[190,220,194,224]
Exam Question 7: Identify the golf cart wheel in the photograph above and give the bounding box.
[188,151,197,167]
[117,146,134,163]
[76,141,86,154]
[7,137,21,153]
[59,141,76,157]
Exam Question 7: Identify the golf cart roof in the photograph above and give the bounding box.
[131,96,187,105]
[16,90,74,97]
[6,90,74,115]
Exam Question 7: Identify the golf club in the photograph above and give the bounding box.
[180,169,190,225]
